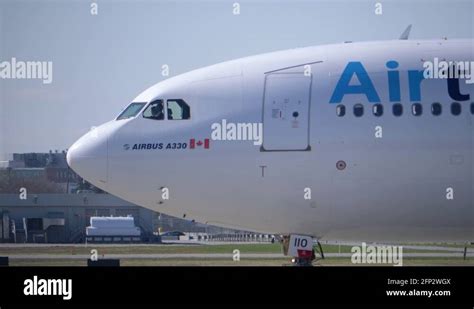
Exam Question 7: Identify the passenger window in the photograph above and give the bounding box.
[143,100,165,120]
[431,102,442,116]
[451,102,461,116]
[167,99,191,120]
[336,105,345,117]
[393,103,403,116]
[353,104,364,117]
[412,103,422,116]
[373,104,383,117]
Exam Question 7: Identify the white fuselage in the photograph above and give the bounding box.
[67,39,474,243]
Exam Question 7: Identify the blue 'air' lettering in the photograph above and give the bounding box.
[330,60,427,104]
[408,69,425,101]
[330,62,380,103]
[386,60,401,102]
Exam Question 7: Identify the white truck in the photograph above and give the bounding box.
[86,216,141,242]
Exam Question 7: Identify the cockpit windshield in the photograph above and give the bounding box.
[116,102,146,120]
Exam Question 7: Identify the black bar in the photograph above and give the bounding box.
[0,267,472,305]
[87,259,120,267]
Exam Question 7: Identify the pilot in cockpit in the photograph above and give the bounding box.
[151,102,165,120]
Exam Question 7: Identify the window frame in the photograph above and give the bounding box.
[412,103,422,116]
[353,103,364,117]
[336,104,345,117]
[451,102,462,116]
[392,103,403,117]
[431,102,442,116]
[116,102,147,120]
[166,99,191,120]
[142,99,166,121]
[372,104,383,117]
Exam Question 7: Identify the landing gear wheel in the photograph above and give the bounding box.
[291,249,315,266]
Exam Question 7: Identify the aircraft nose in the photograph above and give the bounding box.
[67,127,108,186]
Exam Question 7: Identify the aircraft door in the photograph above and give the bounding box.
[261,73,312,151]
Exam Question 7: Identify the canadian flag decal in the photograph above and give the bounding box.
[189,138,210,149]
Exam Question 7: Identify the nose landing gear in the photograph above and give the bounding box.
[282,234,325,266]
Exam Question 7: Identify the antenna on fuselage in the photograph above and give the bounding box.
[399,24,412,40]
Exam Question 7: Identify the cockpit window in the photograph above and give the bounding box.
[116,102,146,120]
[143,100,165,120]
[167,99,190,120]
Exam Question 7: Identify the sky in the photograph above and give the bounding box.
[0,0,473,160]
